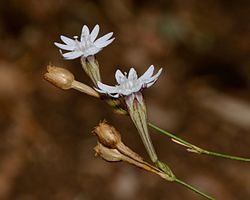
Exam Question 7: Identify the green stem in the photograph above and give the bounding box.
[148,122,250,162]
[149,123,194,147]
[203,150,250,161]
[156,160,214,199]
[174,178,215,200]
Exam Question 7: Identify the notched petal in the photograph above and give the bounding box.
[60,35,75,45]
[94,32,114,47]
[139,65,154,82]
[97,81,118,94]
[54,42,75,51]
[62,51,83,60]
[145,68,163,88]
[96,38,115,48]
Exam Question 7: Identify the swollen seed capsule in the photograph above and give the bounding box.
[93,122,121,149]
[44,65,74,90]
[94,142,122,162]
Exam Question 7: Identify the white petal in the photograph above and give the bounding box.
[115,69,125,84]
[81,25,90,40]
[109,93,120,98]
[128,68,138,80]
[94,32,113,47]
[95,87,106,94]
[97,81,118,94]
[62,51,83,60]
[54,42,75,51]
[95,87,119,98]
[96,38,115,48]
[60,35,75,45]
[90,24,100,42]
[139,65,154,82]
[145,68,163,87]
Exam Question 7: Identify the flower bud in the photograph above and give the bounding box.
[44,65,74,90]
[93,122,121,149]
[94,142,122,162]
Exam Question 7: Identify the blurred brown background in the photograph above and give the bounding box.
[0,0,250,199]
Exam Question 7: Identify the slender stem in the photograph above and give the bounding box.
[149,123,194,147]
[148,122,250,162]
[174,178,215,200]
[71,80,100,98]
[204,150,250,161]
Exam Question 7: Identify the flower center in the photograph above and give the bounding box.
[74,37,95,52]
[124,80,134,89]
[118,79,141,93]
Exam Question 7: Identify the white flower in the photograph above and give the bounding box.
[54,24,115,59]
[96,65,162,98]
[97,65,162,163]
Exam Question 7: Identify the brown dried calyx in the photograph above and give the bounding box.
[94,142,123,162]
[93,121,121,148]
[44,65,74,90]
[44,65,100,98]
[93,122,143,162]
[93,122,175,181]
